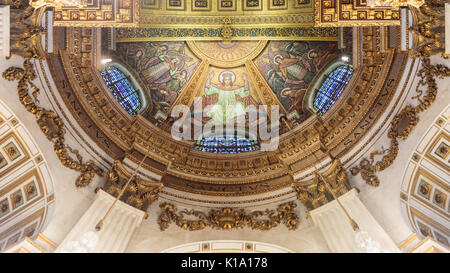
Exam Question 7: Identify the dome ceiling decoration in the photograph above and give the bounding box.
[2,0,448,217]
[44,23,405,198]
[113,40,339,128]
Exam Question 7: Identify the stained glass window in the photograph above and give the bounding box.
[100,67,141,116]
[194,135,260,154]
[314,65,353,115]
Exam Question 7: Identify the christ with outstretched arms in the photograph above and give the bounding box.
[204,70,251,125]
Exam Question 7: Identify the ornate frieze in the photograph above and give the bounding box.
[116,26,339,42]
[157,201,299,231]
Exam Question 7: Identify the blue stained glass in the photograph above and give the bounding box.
[194,135,260,154]
[314,65,353,115]
[101,67,141,116]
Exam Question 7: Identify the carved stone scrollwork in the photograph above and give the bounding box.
[292,159,350,210]
[2,4,105,188]
[0,0,30,9]
[102,160,163,212]
[409,0,447,59]
[157,201,299,231]
[5,2,44,59]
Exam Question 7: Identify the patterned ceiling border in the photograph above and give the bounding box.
[115,27,339,42]
[136,14,315,28]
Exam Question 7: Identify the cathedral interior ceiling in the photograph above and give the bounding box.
[54,24,406,198]
[52,0,317,28]
[1,0,449,215]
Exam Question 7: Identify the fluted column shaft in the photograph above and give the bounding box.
[310,189,399,253]
[56,190,145,253]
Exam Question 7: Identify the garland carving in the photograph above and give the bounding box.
[2,4,104,187]
[351,0,450,188]
[158,201,299,231]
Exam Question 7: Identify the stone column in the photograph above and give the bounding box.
[56,190,145,253]
[310,189,399,253]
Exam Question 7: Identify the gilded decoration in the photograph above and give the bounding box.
[114,40,340,129]
[351,0,450,187]
[137,0,314,29]
[6,0,448,201]
[29,0,86,9]
[116,27,339,42]
[314,0,401,27]
[2,3,104,188]
[157,201,299,231]
[101,160,164,212]
[350,58,450,186]
[186,40,267,68]
[53,0,140,27]
[366,0,425,8]
[408,0,447,58]
[292,159,351,211]
[55,23,408,196]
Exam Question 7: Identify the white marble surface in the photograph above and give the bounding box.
[351,56,450,244]
[56,190,145,253]
[310,189,399,252]
[0,55,99,245]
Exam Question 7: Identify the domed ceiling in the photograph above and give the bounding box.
[6,0,434,210]
[44,22,407,200]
